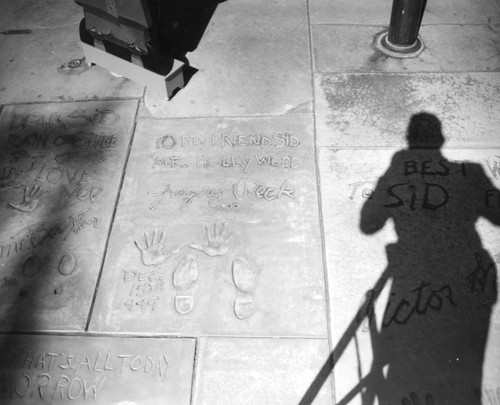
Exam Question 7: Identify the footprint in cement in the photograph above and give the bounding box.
[172,255,198,315]
[22,256,41,277]
[58,254,77,276]
[232,257,257,320]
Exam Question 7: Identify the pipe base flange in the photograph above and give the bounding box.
[375,31,425,58]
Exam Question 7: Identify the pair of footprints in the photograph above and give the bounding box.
[173,255,256,320]
[22,253,77,278]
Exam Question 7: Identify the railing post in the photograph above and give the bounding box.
[376,0,426,58]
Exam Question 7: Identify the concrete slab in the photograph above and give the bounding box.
[319,147,500,404]
[0,0,82,31]
[309,0,391,25]
[142,0,312,118]
[309,0,500,24]
[0,100,137,331]
[194,337,333,405]
[0,26,144,104]
[0,334,195,404]
[312,24,500,73]
[315,72,500,148]
[89,116,328,337]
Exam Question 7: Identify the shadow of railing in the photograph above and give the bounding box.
[299,271,390,405]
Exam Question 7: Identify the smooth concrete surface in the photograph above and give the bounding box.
[0,26,144,104]
[89,116,327,337]
[309,0,500,24]
[142,0,313,118]
[0,0,82,30]
[0,334,195,404]
[194,338,332,405]
[0,100,137,331]
[1,0,500,403]
[313,24,500,73]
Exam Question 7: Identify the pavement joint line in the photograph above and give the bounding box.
[0,24,81,33]
[138,112,315,120]
[193,335,330,340]
[190,339,201,405]
[84,99,141,332]
[0,97,143,108]
[314,70,500,75]
[313,23,389,27]
[317,146,500,151]
[0,331,199,339]
[311,22,500,27]
[0,331,330,340]
[307,0,337,402]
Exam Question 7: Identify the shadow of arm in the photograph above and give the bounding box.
[477,164,500,226]
[360,178,390,235]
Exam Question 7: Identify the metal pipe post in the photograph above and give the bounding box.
[376,0,426,57]
[388,0,426,47]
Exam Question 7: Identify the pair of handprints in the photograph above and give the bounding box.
[134,222,232,266]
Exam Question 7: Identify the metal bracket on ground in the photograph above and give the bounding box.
[80,42,185,99]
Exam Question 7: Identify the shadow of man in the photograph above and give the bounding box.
[359,112,500,404]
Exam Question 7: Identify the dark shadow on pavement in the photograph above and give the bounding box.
[299,112,500,405]
[157,0,223,89]
[157,0,226,63]
[0,102,125,400]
